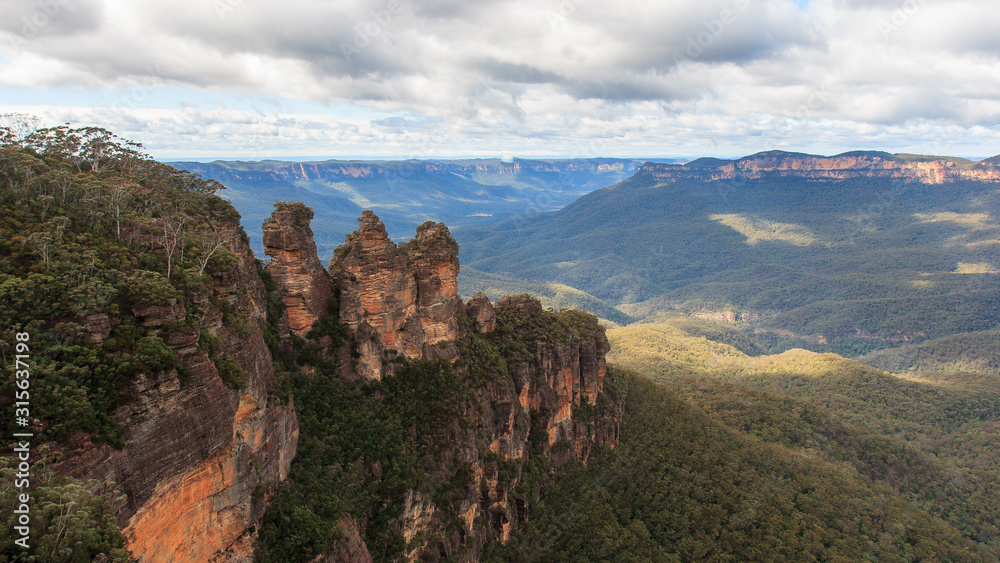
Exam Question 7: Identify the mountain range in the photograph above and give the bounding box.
[171,158,674,259]
[4,128,1000,562]
[457,150,1000,367]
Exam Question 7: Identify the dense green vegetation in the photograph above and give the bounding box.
[0,121,250,560]
[0,122,246,443]
[457,156,1000,367]
[605,319,1000,559]
[491,369,993,562]
[0,459,130,562]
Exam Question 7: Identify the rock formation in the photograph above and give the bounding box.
[466,292,496,333]
[387,293,622,560]
[641,151,1000,184]
[493,294,617,457]
[329,211,461,380]
[262,202,331,337]
[50,222,297,563]
[47,205,619,563]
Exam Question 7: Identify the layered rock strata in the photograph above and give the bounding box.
[329,211,461,380]
[263,203,331,337]
[641,151,1000,184]
[49,223,297,563]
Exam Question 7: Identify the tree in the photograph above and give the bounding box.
[151,213,187,279]
[191,226,235,276]
[23,217,70,271]
[0,113,40,147]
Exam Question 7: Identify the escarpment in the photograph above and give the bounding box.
[641,151,1000,184]
[50,221,298,563]
[329,210,461,380]
[262,202,332,337]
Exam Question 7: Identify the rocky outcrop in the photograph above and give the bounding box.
[50,223,297,563]
[329,211,461,380]
[325,517,373,563]
[641,151,1000,185]
[394,294,622,561]
[466,292,496,334]
[495,294,617,456]
[263,203,332,337]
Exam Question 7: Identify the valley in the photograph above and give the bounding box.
[2,128,999,561]
[171,158,667,260]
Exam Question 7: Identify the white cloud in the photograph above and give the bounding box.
[0,0,998,158]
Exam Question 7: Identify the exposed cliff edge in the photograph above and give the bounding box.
[329,210,462,380]
[640,150,1000,184]
[253,210,624,562]
[262,202,331,338]
[50,222,297,563]
[179,158,637,185]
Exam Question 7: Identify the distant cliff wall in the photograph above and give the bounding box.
[641,152,1000,184]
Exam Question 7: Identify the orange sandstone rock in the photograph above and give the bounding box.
[263,203,332,337]
[330,211,461,380]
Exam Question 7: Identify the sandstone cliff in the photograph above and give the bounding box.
[50,223,297,563]
[641,151,1000,184]
[52,205,621,562]
[386,292,623,561]
[262,202,331,337]
[180,158,636,185]
[248,210,624,562]
[329,210,461,380]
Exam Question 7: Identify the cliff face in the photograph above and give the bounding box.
[383,293,622,561]
[642,151,1000,184]
[180,159,635,185]
[53,205,619,562]
[329,211,461,380]
[50,226,297,563]
[272,211,622,561]
[262,203,331,337]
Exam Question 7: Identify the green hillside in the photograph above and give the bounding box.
[604,319,1000,558]
[491,369,997,561]
[457,157,1000,364]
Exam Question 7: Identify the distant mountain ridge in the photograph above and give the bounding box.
[457,149,1000,365]
[171,157,670,259]
[641,150,1000,184]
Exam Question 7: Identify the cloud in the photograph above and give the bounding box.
[0,0,998,158]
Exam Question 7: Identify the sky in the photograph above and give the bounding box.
[1,0,999,160]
